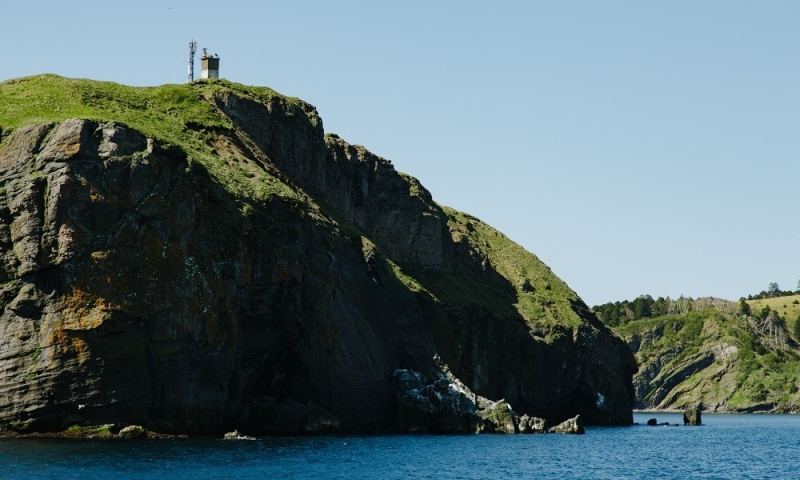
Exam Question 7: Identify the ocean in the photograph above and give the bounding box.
[3,413,799,479]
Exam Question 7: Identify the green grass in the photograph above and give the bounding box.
[748,294,800,322]
[9,420,32,432]
[615,311,708,366]
[415,206,586,329]
[65,424,112,436]
[0,74,305,210]
[358,237,432,296]
[448,206,586,327]
[387,259,429,295]
[28,348,41,362]
[1,75,222,133]
[398,172,427,199]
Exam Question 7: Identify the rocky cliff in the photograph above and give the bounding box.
[0,75,636,435]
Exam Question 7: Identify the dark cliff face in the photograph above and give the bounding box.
[213,91,449,274]
[0,77,636,434]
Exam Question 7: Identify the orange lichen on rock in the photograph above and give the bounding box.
[59,288,117,331]
[54,139,81,157]
[43,321,91,365]
[90,250,110,262]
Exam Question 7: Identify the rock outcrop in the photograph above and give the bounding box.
[223,429,256,440]
[391,365,520,434]
[548,415,584,434]
[118,425,147,439]
[517,415,548,434]
[393,369,481,434]
[0,75,637,435]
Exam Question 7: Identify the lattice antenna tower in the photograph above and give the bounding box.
[188,40,197,83]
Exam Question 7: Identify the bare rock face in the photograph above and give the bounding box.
[213,90,447,274]
[322,135,447,273]
[0,80,637,435]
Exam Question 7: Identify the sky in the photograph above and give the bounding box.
[2,1,799,306]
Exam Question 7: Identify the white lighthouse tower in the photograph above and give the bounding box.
[201,48,220,79]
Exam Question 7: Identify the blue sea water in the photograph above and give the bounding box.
[2,413,800,479]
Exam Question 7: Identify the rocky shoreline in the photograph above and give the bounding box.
[0,417,586,440]
[0,425,186,440]
[1,364,589,439]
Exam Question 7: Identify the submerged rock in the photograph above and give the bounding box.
[645,418,677,427]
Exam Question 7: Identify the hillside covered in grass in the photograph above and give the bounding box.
[0,74,636,435]
[595,295,800,412]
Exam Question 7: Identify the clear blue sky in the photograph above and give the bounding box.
[3,1,799,305]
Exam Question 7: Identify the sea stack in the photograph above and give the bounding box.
[683,406,702,426]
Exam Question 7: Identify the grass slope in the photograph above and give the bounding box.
[748,294,800,323]
[415,206,587,330]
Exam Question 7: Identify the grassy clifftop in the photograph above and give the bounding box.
[0,74,300,132]
[0,74,303,205]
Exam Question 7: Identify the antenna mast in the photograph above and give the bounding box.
[188,40,197,83]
